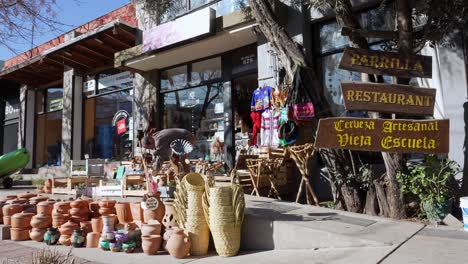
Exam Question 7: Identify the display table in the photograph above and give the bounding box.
[123,173,147,197]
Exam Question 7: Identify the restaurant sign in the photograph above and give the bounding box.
[339,48,432,78]
[341,81,436,115]
[315,118,449,154]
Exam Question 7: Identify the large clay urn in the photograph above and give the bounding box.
[11,227,30,241]
[80,221,92,235]
[98,199,116,216]
[91,217,103,233]
[115,202,133,224]
[130,202,143,222]
[36,201,54,215]
[11,212,34,228]
[30,228,46,242]
[141,220,161,236]
[162,201,178,229]
[142,193,165,223]
[53,202,71,215]
[142,235,162,255]
[29,196,48,205]
[86,232,101,248]
[58,220,79,236]
[31,214,52,229]
[166,228,191,259]
[52,213,70,228]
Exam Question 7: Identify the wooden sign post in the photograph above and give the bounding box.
[315,118,449,154]
[339,47,432,78]
[341,81,436,115]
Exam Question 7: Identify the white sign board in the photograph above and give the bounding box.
[98,71,134,90]
[92,185,123,197]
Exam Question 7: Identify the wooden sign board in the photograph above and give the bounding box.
[339,48,432,78]
[341,81,436,115]
[315,118,449,154]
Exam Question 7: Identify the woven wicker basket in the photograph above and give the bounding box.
[183,173,205,192]
[210,224,241,257]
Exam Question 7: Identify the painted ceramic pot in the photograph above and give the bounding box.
[162,201,178,229]
[142,235,162,255]
[99,238,110,251]
[130,202,143,222]
[143,194,165,223]
[122,241,136,253]
[86,232,101,248]
[80,221,92,235]
[101,214,116,232]
[58,220,79,236]
[30,228,46,242]
[91,217,103,233]
[166,228,191,259]
[11,212,34,228]
[11,227,30,241]
[2,204,23,216]
[114,231,129,243]
[43,227,60,245]
[110,242,122,252]
[115,202,133,224]
[71,229,85,248]
[36,201,54,215]
[53,202,71,215]
[59,234,72,246]
[141,220,161,236]
[101,231,115,242]
[30,214,52,229]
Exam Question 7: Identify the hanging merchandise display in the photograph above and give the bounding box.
[278,120,299,147]
[260,109,280,147]
[287,70,316,122]
[250,85,273,146]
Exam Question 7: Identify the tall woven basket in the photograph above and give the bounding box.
[203,185,245,257]
[182,173,210,256]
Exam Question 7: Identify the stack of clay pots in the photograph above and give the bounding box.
[141,220,162,255]
[3,204,23,225]
[98,199,116,216]
[11,212,34,241]
[28,196,48,205]
[69,199,90,224]
[30,212,52,242]
[52,202,70,228]
[58,220,79,246]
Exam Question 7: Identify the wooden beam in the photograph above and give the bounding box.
[114,27,137,44]
[48,54,91,71]
[72,44,113,61]
[81,40,117,56]
[100,34,132,49]
[60,49,101,66]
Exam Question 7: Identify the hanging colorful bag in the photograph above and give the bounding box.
[287,68,316,122]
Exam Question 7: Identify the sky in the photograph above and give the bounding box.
[0,0,131,61]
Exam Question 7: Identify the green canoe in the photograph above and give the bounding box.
[0,148,30,177]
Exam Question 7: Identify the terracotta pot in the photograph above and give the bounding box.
[166,228,191,259]
[162,201,178,229]
[52,214,70,228]
[11,227,30,241]
[2,204,22,216]
[36,201,54,215]
[43,227,60,245]
[141,220,161,236]
[58,220,79,236]
[59,234,71,246]
[89,201,100,218]
[115,202,133,224]
[163,228,177,250]
[3,216,11,225]
[142,235,162,255]
[18,192,36,199]
[130,202,143,222]
[71,229,85,248]
[5,195,17,200]
[98,207,116,216]
[91,217,103,233]
[86,232,101,248]
[80,221,92,235]
[70,200,87,209]
[70,216,86,225]
[142,194,165,223]
[101,215,116,232]
[11,212,34,228]
[30,228,46,242]
[30,214,52,229]
[53,202,71,215]
[98,199,116,208]
[29,196,48,205]
[7,198,28,205]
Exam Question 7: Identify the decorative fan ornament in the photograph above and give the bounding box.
[170,139,194,155]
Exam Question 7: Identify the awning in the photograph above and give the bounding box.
[0,20,138,87]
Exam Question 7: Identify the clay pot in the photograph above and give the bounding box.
[122,241,136,253]
[101,215,116,232]
[89,201,100,218]
[11,212,34,228]
[30,214,52,229]
[80,221,92,235]
[98,199,116,208]
[86,232,100,248]
[36,201,54,215]
[142,194,165,223]
[52,214,70,228]
[53,202,71,215]
[71,229,85,248]
[30,228,46,242]
[91,217,103,233]
[115,202,133,224]
[43,227,60,245]
[3,216,11,225]
[130,202,143,222]
[5,195,17,200]
[70,216,86,225]
[11,227,30,241]
[114,231,129,243]
[99,239,110,251]
[166,228,191,259]
[70,200,87,209]
[142,235,162,255]
[98,207,116,216]
[59,234,71,246]
[2,204,23,216]
[58,220,79,236]
[29,196,48,205]
[162,201,178,229]
[7,198,28,204]
[141,220,161,236]
[163,228,177,250]
[18,192,36,199]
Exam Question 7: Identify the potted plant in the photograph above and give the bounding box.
[397,155,461,222]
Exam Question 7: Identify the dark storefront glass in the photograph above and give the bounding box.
[161,65,188,91]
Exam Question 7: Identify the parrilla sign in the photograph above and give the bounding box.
[339,48,432,78]
[341,81,436,115]
[315,118,449,154]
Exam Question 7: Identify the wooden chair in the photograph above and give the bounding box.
[287,143,319,205]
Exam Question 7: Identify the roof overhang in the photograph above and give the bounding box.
[0,20,138,88]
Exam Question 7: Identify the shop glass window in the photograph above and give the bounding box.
[97,71,134,94]
[319,22,349,54]
[190,57,222,86]
[46,88,63,112]
[162,83,224,161]
[161,65,188,91]
[213,0,248,17]
[35,110,62,167]
[191,0,210,9]
[159,0,188,23]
